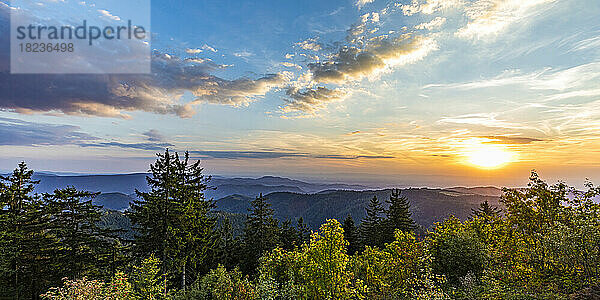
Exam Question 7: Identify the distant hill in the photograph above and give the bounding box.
[27,173,371,199]
[13,172,504,228]
[215,188,503,229]
[93,192,135,211]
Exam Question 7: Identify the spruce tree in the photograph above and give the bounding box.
[129,149,215,292]
[471,200,501,222]
[241,193,279,274]
[0,162,55,298]
[359,195,385,248]
[383,189,415,243]
[280,219,300,250]
[342,215,359,255]
[43,187,112,279]
[213,217,240,270]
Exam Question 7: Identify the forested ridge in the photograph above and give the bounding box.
[1,149,599,299]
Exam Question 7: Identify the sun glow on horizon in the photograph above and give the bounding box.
[463,143,515,169]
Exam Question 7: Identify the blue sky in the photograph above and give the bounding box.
[0,0,599,187]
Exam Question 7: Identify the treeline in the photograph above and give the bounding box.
[1,149,600,299]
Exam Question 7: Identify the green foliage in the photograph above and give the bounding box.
[359,196,386,248]
[8,160,600,300]
[241,193,280,274]
[176,265,256,300]
[427,217,487,286]
[128,149,216,290]
[41,272,133,300]
[383,189,416,242]
[342,214,360,255]
[131,255,165,300]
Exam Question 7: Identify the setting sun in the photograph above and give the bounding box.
[465,144,515,169]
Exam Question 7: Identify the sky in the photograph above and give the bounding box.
[0,0,599,188]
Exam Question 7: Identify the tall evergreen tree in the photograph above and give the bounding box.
[383,189,416,243]
[43,187,113,279]
[241,193,279,274]
[0,162,55,299]
[280,219,301,250]
[213,217,240,270]
[359,195,386,248]
[342,215,359,255]
[129,149,215,292]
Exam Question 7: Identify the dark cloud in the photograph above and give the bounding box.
[0,4,288,119]
[315,154,395,159]
[143,129,166,142]
[189,150,308,159]
[307,34,435,84]
[0,117,172,150]
[80,141,174,151]
[0,117,96,146]
[282,87,346,113]
[189,150,394,160]
[481,136,544,144]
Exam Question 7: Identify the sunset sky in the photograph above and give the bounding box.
[1,0,599,187]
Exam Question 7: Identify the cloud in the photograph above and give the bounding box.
[308,34,437,83]
[185,48,203,54]
[424,63,600,92]
[355,0,375,9]
[0,117,96,146]
[281,87,347,113]
[0,49,288,119]
[97,9,120,21]
[189,150,394,160]
[296,38,322,51]
[0,5,289,119]
[80,141,173,151]
[143,129,166,142]
[456,0,556,39]
[400,0,461,16]
[233,50,253,57]
[280,62,302,69]
[201,44,218,52]
[480,136,544,144]
[415,17,446,30]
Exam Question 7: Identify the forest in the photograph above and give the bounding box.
[1,149,599,299]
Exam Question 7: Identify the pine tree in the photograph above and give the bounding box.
[241,193,279,274]
[342,215,359,255]
[383,189,416,244]
[129,149,215,292]
[359,195,386,248]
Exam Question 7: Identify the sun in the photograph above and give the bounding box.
[464,144,514,169]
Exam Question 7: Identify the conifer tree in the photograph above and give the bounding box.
[471,200,502,222]
[241,193,279,274]
[280,219,300,250]
[43,187,112,279]
[383,189,416,243]
[0,162,55,298]
[129,149,215,292]
[359,195,386,248]
[213,217,240,270]
[297,217,311,244]
[342,214,359,255]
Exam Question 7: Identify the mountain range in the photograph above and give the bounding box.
[5,172,504,228]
